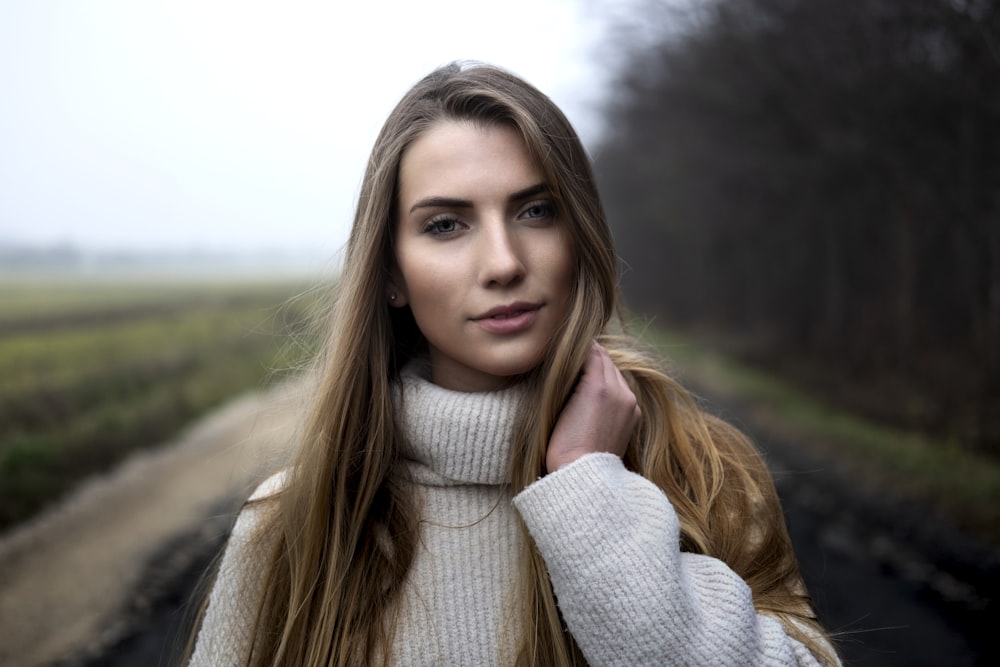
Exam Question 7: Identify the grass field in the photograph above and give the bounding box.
[0,274,325,531]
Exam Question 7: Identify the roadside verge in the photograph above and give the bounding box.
[0,377,308,667]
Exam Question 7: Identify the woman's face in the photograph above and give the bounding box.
[392,120,575,392]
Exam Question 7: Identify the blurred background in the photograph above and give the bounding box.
[1,0,607,261]
[1,1,998,666]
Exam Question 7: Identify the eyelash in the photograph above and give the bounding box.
[423,216,463,236]
[521,201,555,221]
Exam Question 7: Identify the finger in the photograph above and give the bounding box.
[581,343,609,390]
[593,343,617,384]
[596,344,627,393]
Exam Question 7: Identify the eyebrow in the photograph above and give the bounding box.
[408,183,549,214]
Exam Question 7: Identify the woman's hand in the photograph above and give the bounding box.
[546,342,642,473]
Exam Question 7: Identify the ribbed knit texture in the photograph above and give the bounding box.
[190,365,838,666]
[387,364,525,665]
[514,453,838,666]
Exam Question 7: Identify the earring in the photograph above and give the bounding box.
[390,292,397,302]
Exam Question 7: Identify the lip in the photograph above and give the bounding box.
[472,302,541,334]
[474,302,540,320]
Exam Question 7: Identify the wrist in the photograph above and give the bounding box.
[546,449,606,474]
[546,451,577,474]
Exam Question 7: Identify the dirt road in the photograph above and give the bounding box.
[2,373,996,666]
[0,378,310,667]
[698,377,999,666]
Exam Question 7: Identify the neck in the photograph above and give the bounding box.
[394,363,525,485]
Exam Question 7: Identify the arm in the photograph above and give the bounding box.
[513,453,834,666]
[515,344,837,666]
[188,473,284,667]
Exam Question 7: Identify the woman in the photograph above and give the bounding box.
[188,61,841,666]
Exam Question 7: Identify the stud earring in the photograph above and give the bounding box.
[390,293,397,301]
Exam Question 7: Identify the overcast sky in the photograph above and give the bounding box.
[0,0,626,265]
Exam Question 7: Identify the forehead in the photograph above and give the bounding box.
[397,120,545,201]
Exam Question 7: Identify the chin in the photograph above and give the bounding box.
[483,357,546,381]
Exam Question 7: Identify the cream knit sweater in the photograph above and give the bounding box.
[189,366,835,666]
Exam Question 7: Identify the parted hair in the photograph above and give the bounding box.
[219,61,838,666]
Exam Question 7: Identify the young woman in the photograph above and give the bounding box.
[188,62,841,666]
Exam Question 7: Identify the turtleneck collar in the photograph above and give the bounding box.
[393,362,526,486]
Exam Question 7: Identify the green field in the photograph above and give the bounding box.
[0,275,325,530]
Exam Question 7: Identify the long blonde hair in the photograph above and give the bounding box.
[228,62,838,665]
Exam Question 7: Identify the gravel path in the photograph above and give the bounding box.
[0,378,310,667]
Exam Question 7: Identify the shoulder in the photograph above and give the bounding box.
[248,469,288,501]
[189,473,287,664]
[227,469,287,546]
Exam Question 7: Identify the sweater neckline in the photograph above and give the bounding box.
[394,363,525,486]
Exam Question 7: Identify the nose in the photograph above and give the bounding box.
[477,218,524,287]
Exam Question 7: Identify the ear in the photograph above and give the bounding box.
[386,281,408,308]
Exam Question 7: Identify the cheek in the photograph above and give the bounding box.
[404,261,438,293]
[398,254,460,312]
[544,236,576,297]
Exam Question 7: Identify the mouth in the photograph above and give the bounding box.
[473,302,541,320]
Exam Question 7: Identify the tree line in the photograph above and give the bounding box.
[593,0,1000,454]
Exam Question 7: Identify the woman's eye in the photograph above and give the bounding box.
[522,202,554,220]
[425,217,461,235]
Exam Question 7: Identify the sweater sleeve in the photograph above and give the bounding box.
[512,453,838,667]
[188,473,284,667]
